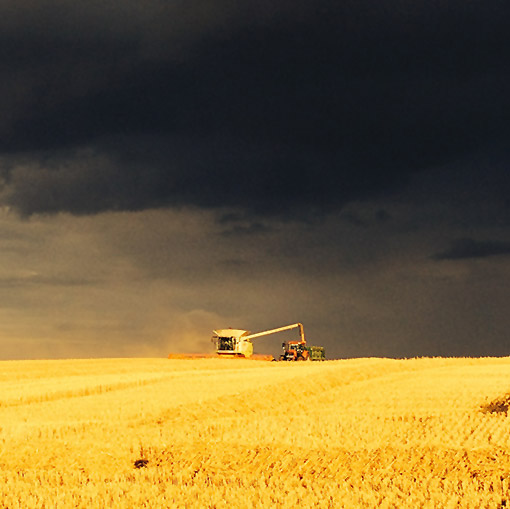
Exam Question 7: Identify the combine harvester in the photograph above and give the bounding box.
[168,323,325,361]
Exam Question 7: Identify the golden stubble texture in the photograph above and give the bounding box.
[1,356,510,507]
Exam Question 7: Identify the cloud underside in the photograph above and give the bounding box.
[0,1,509,217]
[433,238,510,260]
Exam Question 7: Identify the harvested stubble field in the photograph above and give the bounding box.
[1,357,510,508]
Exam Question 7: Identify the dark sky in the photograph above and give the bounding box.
[0,1,509,359]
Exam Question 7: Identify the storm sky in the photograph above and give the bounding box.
[0,1,509,359]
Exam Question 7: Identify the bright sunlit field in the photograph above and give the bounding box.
[1,357,510,507]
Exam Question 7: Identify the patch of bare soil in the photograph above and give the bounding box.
[481,394,510,414]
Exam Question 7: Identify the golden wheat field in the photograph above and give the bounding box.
[1,356,510,508]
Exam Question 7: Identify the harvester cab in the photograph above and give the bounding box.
[211,329,253,358]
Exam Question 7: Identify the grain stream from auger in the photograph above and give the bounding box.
[1,357,510,507]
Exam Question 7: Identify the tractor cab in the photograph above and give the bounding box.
[280,340,309,361]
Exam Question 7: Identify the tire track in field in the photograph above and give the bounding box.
[140,359,435,428]
[0,375,174,408]
[0,362,335,410]
[0,367,244,409]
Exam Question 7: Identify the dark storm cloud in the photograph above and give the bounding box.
[432,238,510,261]
[1,0,509,217]
[220,222,273,238]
